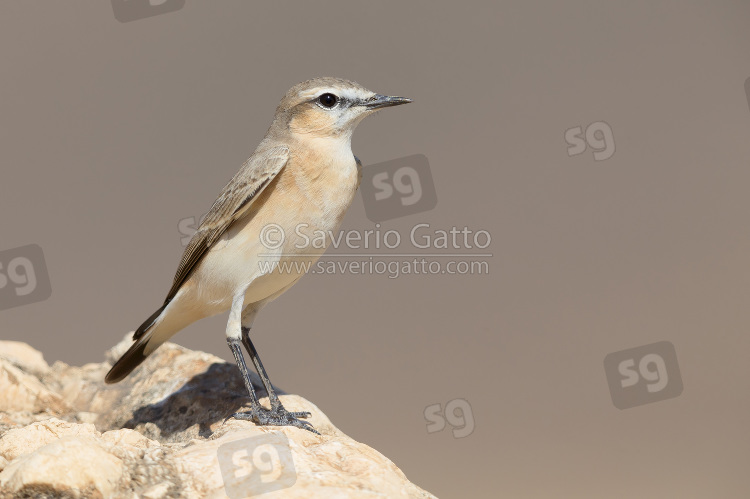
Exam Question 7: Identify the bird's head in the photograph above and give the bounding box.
[271,77,411,141]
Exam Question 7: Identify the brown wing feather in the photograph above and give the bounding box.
[167,145,289,302]
[132,145,289,340]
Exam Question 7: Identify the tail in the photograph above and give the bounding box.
[105,304,169,384]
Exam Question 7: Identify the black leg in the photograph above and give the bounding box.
[241,327,310,417]
[241,328,282,409]
[227,337,262,414]
[227,330,318,434]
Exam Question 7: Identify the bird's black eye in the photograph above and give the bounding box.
[318,93,338,108]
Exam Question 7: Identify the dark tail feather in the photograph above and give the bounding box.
[105,329,154,384]
[133,303,167,341]
[105,304,167,384]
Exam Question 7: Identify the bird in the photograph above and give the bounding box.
[104,77,411,434]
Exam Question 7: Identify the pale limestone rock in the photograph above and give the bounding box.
[0,359,68,414]
[75,411,100,424]
[0,340,50,377]
[140,480,174,499]
[0,417,99,462]
[0,436,125,498]
[173,426,432,498]
[0,340,436,498]
[102,428,160,451]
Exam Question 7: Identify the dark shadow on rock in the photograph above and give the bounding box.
[119,362,290,441]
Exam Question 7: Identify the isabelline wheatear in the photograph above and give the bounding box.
[105,78,411,433]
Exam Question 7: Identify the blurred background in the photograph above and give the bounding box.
[2,1,750,497]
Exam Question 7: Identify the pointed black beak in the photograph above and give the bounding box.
[362,94,412,110]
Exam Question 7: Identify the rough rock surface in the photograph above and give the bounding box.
[0,337,435,498]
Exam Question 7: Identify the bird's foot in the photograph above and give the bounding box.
[232,406,319,434]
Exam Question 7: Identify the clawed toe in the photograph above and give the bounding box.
[231,411,256,421]
[226,335,319,434]
[231,407,319,434]
[288,411,312,419]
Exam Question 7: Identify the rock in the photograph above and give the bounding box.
[0,418,99,463]
[0,339,436,498]
[101,428,160,451]
[0,341,50,377]
[75,411,100,424]
[0,436,125,498]
[174,427,434,498]
[0,359,68,414]
[141,480,174,499]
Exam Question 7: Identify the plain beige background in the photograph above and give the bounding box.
[2,1,750,497]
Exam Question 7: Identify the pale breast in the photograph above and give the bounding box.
[185,142,361,310]
[279,143,360,252]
